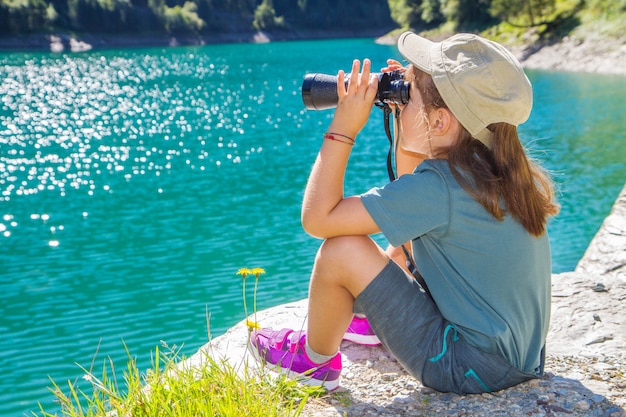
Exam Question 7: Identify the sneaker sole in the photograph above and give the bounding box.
[247,338,341,391]
[342,333,382,346]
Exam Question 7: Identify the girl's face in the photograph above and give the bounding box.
[397,71,431,156]
[396,66,458,158]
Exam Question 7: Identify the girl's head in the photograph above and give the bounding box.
[396,32,559,236]
[397,64,465,157]
[397,32,533,150]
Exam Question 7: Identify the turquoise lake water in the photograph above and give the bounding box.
[1,38,625,416]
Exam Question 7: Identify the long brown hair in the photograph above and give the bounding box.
[411,68,559,236]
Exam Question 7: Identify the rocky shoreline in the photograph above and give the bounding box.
[512,33,626,75]
[1,29,625,76]
[182,183,625,417]
[375,29,626,76]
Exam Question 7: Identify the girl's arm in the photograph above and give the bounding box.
[301,59,380,239]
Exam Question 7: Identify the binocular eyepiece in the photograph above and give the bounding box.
[301,70,410,110]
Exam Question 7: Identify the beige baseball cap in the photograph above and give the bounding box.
[397,31,532,148]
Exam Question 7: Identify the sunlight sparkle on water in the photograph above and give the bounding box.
[0,52,277,205]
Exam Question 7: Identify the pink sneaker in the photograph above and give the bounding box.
[248,328,342,391]
[343,315,381,346]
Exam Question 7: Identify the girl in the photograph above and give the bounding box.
[248,32,559,394]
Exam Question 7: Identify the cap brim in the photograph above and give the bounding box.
[397,32,435,74]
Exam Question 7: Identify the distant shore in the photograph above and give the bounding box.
[1,29,624,76]
[0,29,388,53]
[512,33,626,75]
[375,30,626,76]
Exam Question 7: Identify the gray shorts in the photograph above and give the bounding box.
[353,260,543,394]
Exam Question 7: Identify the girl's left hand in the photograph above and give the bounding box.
[381,59,406,73]
[327,59,378,140]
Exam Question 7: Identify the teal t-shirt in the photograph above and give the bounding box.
[361,159,551,373]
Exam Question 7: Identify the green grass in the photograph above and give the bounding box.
[36,267,325,417]
[35,340,324,417]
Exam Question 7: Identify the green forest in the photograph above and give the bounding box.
[0,0,623,41]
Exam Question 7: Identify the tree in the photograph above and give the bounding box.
[388,0,419,28]
[65,0,137,32]
[0,0,49,34]
[490,0,556,27]
[221,0,255,13]
[163,1,205,33]
[252,0,285,31]
[442,0,495,30]
[388,0,442,29]
[420,0,443,25]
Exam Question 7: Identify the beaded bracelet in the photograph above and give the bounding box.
[323,132,355,146]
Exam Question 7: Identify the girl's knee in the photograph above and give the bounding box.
[314,236,389,292]
[318,235,358,254]
[317,236,382,263]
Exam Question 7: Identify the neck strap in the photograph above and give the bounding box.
[377,103,400,183]
[376,103,434,301]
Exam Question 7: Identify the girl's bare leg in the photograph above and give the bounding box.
[306,235,389,355]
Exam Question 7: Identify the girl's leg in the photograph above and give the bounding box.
[306,235,389,356]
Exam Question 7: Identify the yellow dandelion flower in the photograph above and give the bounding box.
[237,268,252,277]
[251,267,265,276]
[246,320,261,330]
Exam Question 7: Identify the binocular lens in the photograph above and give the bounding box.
[301,71,410,110]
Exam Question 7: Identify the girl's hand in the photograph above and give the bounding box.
[381,59,406,73]
[327,59,378,140]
